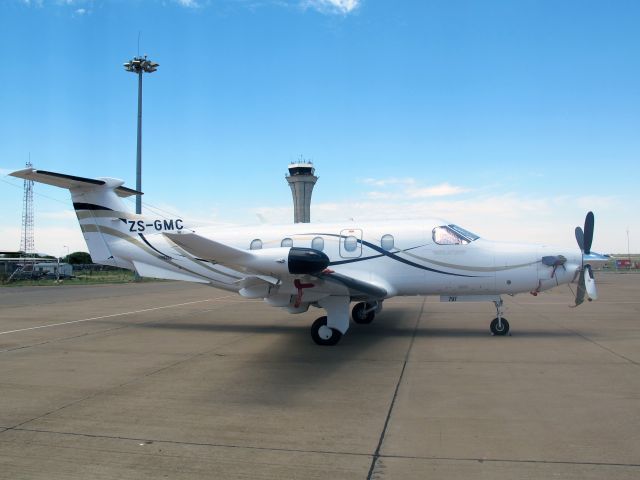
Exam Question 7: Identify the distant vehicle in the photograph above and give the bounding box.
[34,262,73,278]
[11,168,609,345]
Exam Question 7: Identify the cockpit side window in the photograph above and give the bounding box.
[432,224,479,245]
[448,224,479,242]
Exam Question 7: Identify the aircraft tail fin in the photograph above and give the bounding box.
[9,168,144,269]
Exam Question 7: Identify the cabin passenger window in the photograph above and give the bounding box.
[344,235,358,252]
[250,239,263,250]
[281,238,293,248]
[381,234,394,251]
[311,236,324,251]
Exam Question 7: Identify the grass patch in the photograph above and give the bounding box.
[0,269,163,287]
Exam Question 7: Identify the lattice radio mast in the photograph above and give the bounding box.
[20,160,35,256]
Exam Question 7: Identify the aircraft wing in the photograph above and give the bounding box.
[318,271,388,299]
[165,231,388,300]
[164,232,278,282]
[164,232,251,267]
[164,231,328,285]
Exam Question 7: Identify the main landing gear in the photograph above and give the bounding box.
[351,301,380,324]
[310,316,342,346]
[310,299,383,346]
[490,298,510,336]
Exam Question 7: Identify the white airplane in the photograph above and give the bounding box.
[10,168,609,345]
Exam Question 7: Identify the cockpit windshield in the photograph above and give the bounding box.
[432,224,480,245]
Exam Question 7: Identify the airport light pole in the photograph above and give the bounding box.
[123,55,159,214]
[627,228,631,271]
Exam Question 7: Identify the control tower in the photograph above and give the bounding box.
[286,161,318,223]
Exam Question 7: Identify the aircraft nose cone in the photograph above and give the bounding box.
[288,247,330,275]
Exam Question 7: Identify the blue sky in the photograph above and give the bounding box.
[1,0,638,255]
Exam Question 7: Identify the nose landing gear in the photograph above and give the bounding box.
[490,299,510,336]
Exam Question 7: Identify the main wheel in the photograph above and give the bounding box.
[352,302,375,324]
[490,317,510,336]
[311,316,342,346]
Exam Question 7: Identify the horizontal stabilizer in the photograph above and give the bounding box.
[10,168,142,198]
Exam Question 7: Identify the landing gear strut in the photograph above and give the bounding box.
[490,298,510,336]
[310,316,342,346]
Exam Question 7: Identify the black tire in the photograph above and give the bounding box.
[311,316,342,346]
[490,317,510,336]
[352,302,375,324]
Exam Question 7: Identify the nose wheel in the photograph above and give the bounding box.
[490,298,510,336]
[490,317,510,335]
[311,316,343,346]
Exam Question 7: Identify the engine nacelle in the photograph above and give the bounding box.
[245,247,329,277]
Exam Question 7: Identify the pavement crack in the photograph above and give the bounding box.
[366,298,425,480]
[1,312,260,434]
[528,308,639,366]
[0,299,242,356]
[564,329,639,366]
[378,453,640,468]
[8,427,371,459]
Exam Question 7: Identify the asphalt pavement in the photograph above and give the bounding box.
[0,274,638,479]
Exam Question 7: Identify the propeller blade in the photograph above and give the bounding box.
[584,265,597,300]
[575,227,585,252]
[583,211,594,254]
[574,269,586,306]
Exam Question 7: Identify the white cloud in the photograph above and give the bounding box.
[0,225,87,256]
[361,177,470,199]
[302,0,360,15]
[250,191,627,252]
[39,210,77,221]
[175,0,200,7]
[19,0,93,11]
[361,177,416,187]
[407,182,470,198]
[18,0,360,15]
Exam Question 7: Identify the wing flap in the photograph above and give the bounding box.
[132,261,209,283]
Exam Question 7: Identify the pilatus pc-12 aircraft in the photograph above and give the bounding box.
[11,168,609,346]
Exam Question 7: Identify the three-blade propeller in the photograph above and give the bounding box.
[574,211,597,306]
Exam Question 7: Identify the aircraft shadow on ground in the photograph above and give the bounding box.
[136,315,578,339]
[132,311,577,405]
